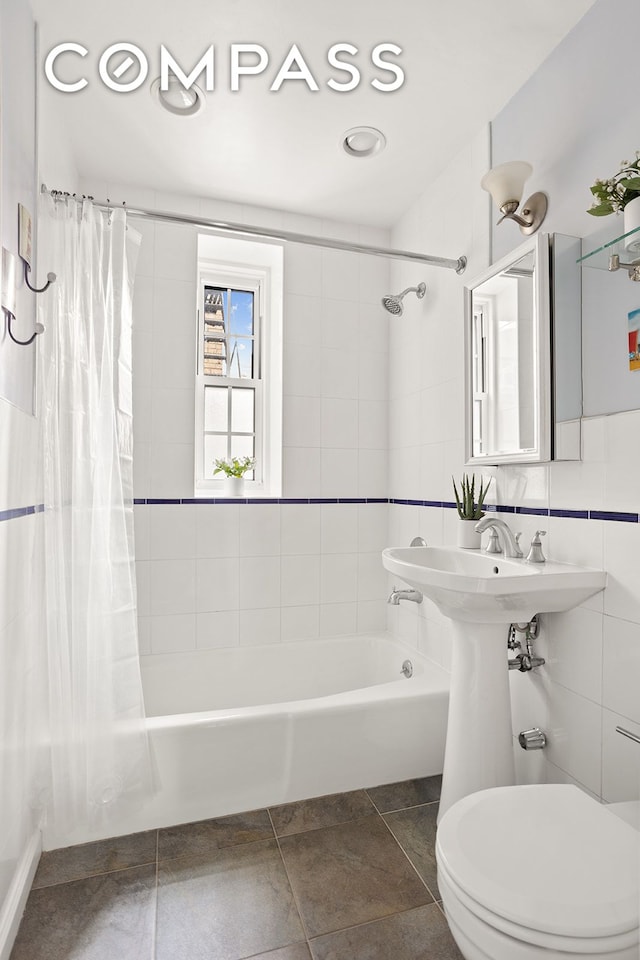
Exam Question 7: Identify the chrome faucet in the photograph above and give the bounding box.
[474,516,523,558]
[388,587,423,605]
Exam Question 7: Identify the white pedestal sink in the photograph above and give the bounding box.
[382,546,606,817]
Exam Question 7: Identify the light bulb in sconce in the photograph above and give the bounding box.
[481,160,548,235]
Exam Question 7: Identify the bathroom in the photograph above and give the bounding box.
[2,0,640,957]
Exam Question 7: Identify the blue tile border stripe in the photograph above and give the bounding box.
[0,504,44,522]
[589,510,639,523]
[6,498,637,524]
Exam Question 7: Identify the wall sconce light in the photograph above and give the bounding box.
[481,160,548,236]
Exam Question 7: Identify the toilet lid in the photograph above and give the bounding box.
[436,784,640,939]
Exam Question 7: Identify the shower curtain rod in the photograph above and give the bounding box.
[41,184,467,274]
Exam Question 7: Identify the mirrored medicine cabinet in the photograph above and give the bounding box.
[464,233,582,466]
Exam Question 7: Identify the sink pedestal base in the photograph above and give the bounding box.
[438,620,515,820]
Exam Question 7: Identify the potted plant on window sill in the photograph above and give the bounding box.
[452,473,490,549]
[213,456,256,497]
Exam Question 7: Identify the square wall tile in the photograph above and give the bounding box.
[357,553,387,602]
[545,683,602,797]
[150,614,196,654]
[148,504,197,560]
[602,708,640,802]
[320,555,358,603]
[239,505,281,557]
[283,448,322,499]
[549,459,605,513]
[133,387,152,444]
[321,450,358,499]
[137,616,151,655]
[133,222,155,279]
[604,410,640,513]
[319,602,357,637]
[604,521,640,623]
[195,505,240,559]
[196,611,240,649]
[358,400,388,451]
[135,561,150,617]
[358,307,388,356]
[321,398,358,449]
[358,351,388,402]
[603,615,640,724]
[239,557,281,609]
[543,607,603,705]
[151,388,194,445]
[133,506,150,561]
[284,397,321,448]
[151,278,198,389]
[283,344,322,398]
[321,505,358,555]
[321,349,358,400]
[149,559,196,616]
[281,556,321,607]
[358,450,387,499]
[149,442,194,499]
[284,294,321,348]
[281,605,320,643]
[357,504,388,555]
[154,222,197,282]
[545,517,604,572]
[240,608,281,645]
[196,558,240,612]
[133,441,151,499]
[281,505,321,556]
[321,298,359,350]
[321,249,360,303]
[284,244,322,298]
[357,600,387,635]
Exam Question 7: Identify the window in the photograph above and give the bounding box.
[195,235,283,496]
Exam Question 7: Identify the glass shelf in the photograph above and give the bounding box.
[578,224,640,270]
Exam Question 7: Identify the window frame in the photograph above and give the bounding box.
[194,236,283,497]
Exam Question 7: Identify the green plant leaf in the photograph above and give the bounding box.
[587,203,615,216]
[620,177,640,191]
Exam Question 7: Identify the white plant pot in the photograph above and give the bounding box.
[624,195,640,251]
[457,518,482,549]
[223,476,245,497]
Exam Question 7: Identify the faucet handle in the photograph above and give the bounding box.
[526,530,546,564]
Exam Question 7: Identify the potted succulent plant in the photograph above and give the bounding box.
[213,456,256,496]
[452,473,490,549]
[587,153,640,250]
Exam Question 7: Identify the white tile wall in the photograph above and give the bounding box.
[387,129,640,807]
[122,186,390,661]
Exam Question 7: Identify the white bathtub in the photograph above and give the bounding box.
[135,633,449,831]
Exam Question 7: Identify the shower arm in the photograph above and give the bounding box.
[41,185,467,274]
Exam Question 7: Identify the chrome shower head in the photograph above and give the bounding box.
[381,282,426,316]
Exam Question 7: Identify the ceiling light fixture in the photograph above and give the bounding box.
[341,126,386,158]
[481,160,547,235]
[150,76,206,117]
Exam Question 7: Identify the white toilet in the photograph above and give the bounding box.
[436,784,639,960]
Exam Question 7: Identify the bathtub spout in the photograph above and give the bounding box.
[388,587,423,605]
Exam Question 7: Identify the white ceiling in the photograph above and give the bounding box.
[33,0,597,227]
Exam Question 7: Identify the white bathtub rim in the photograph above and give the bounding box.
[144,639,450,732]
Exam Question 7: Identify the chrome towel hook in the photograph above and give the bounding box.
[23,259,56,294]
[2,244,49,347]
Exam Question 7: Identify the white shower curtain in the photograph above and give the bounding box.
[39,195,153,838]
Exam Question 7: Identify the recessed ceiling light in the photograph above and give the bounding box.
[150,76,206,117]
[341,126,386,158]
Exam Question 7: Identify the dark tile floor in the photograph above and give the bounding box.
[11,775,463,960]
